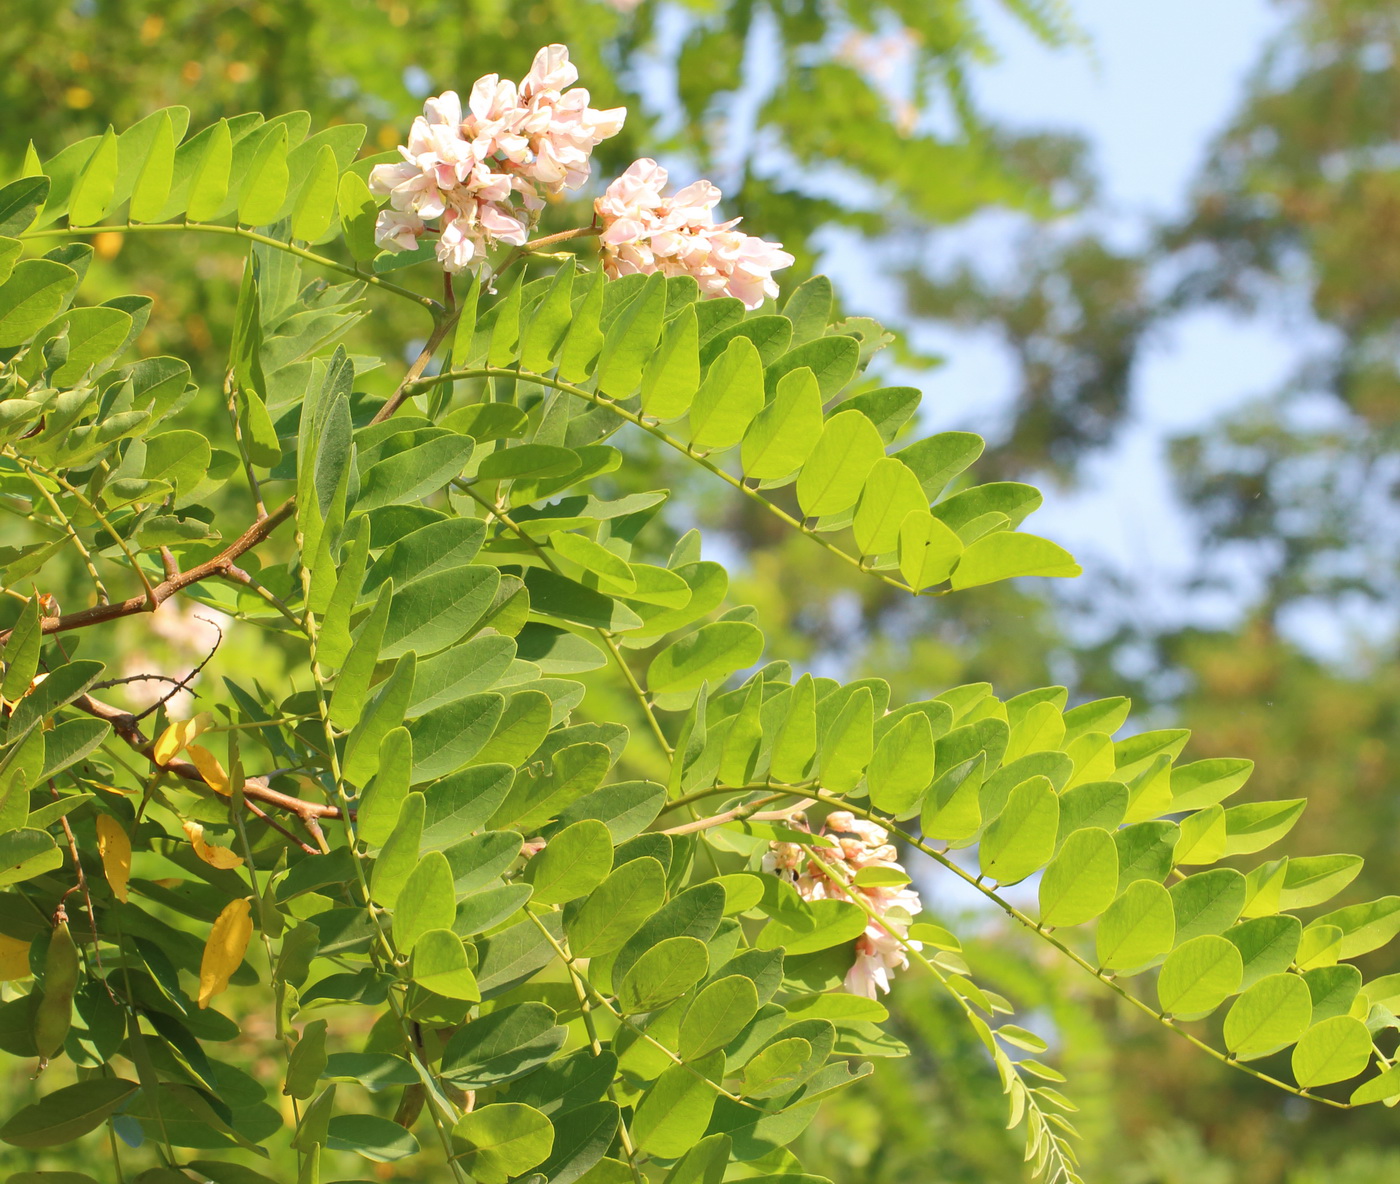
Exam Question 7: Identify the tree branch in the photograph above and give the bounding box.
[1,497,297,643]
[72,693,341,827]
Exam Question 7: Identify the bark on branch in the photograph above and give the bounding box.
[1,497,297,643]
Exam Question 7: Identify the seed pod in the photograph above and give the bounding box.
[35,918,79,1062]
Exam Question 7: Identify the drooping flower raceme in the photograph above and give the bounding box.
[763,811,924,998]
[595,158,795,309]
[369,44,625,273]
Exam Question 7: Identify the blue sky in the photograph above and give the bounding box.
[895,1,1331,646]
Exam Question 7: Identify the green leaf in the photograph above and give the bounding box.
[407,693,503,781]
[617,935,710,1013]
[557,269,605,382]
[1291,1016,1371,1088]
[127,111,176,223]
[326,1113,420,1162]
[451,1103,554,1184]
[0,260,78,348]
[640,304,701,420]
[742,1037,811,1098]
[1279,855,1364,911]
[1314,897,1400,959]
[1097,880,1175,974]
[818,687,874,793]
[0,177,50,237]
[1351,1065,1400,1106]
[689,336,765,451]
[357,431,474,512]
[921,753,985,844]
[393,851,455,951]
[979,775,1058,885]
[596,272,665,397]
[765,333,860,399]
[853,459,928,557]
[487,278,523,367]
[1226,915,1302,989]
[632,1052,726,1158]
[949,532,1081,590]
[525,819,613,905]
[769,674,817,783]
[756,898,867,955]
[379,566,498,660]
[519,258,576,372]
[796,410,885,518]
[1039,827,1118,927]
[68,126,118,226]
[2,594,42,701]
[567,857,668,958]
[536,1100,619,1184]
[441,1002,567,1089]
[897,511,964,593]
[186,118,233,221]
[237,124,291,226]
[411,929,481,1001]
[337,169,378,260]
[782,274,833,343]
[678,975,761,1060]
[741,367,824,482]
[866,711,934,816]
[1222,799,1306,856]
[1156,934,1243,1020]
[0,1078,139,1147]
[0,828,62,887]
[340,654,414,794]
[0,237,19,285]
[327,581,392,730]
[491,741,612,834]
[549,532,636,595]
[1170,758,1255,811]
[370,792,424,910]
[290,144,339,241]
[1170,869,1246,944]
[1223,973,1313,1061]
[648,622,764,700]
[284,1018,328,1100]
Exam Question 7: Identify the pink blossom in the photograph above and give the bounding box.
[595,159,794,309]
[371,44,625,275]
[762,812,923,999]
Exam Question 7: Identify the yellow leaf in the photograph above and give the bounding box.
[95,814,132,903]
[153,712,213,765]
[199,898,253,1009]
[186,744,231,795]
[182,820,244,870]
[0,934,31,981]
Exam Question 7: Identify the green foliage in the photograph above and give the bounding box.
[0,89,1390,1184]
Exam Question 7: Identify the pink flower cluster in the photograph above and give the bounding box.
[369,45,626,273]
[763,811,923,999]
[594,159,795,309]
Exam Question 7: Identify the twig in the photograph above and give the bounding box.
[70,693,341,827]
[19,220,438,312]
[131,615,223,722]
[0,498,296,642]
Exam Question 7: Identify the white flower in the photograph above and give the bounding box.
[595,159,794,309]
[372,44,625,275]
[764,811,924,999]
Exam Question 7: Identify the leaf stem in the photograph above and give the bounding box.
[19,220,438,311]
[415,367,923,597]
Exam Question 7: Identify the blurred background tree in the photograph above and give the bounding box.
[6,0,1400,1180]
